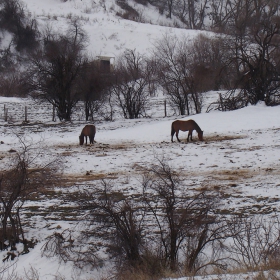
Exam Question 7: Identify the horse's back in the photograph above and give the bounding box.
[172,119,196,131]
[82,125,96,136]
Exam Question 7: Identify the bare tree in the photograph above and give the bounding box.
[142,157,228,273]
[78,60,112,121]
[225,18,280,107]
[166,0,176,19]
[0,136,60,256]
[77,180,146,269]
[185,0,209,29]
[110,49,150,119]
[192,34,231,91]
[209,0,231,32]
[154,34,203,115]
[228,215,280,270]
[28,20,88,121]
[0,71,30,97]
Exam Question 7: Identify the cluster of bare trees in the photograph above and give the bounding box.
[1,0,280,119]
[148,0,280,32]
[25,20,112,122]
[229,19,280,107]
[181,0,280,109]
[115,0,280,111]
[38,158,280,278]
[25,24,280,120]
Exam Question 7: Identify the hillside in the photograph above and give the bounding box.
[6,0,200,58]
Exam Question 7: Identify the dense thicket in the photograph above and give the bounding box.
[0,0,39,52]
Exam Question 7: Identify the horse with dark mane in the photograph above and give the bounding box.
[79,125,96,145]
[171,120,203,142]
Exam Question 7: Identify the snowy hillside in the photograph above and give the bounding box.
[20,0,207,58]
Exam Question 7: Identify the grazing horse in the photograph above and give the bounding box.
[171,120,203,143]
[79,125,96,145]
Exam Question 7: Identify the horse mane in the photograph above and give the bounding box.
[193,121,202,132]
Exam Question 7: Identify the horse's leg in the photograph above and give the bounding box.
[85,136,88,145]
[176,131,180,142]
[171,125,175,142]
[187,130,193,141]
[171,131,175,142]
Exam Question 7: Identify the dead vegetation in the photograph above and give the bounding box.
[60,172,121,186]
[200,134,245,143]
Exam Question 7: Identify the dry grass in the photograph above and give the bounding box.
[59,172,120,186]
[203,134,245,143]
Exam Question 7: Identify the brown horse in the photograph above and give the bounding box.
[171,120,203,143]
[79,125,96,145]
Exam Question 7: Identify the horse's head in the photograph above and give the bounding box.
[198,131,204,141]
[79,135,84,145]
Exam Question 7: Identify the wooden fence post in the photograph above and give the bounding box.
[4,105,7,122]
[52,105,56,122]
[25,106,27,122]
[164,99,167,117]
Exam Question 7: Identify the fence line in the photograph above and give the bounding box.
[1,98,172,123]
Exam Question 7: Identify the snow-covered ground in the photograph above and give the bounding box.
[0,94,280,279]
[0,0,280,279]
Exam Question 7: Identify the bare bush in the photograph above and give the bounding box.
[228,215,280,271]
[0,73,29,97]
[42,229,77,263]
[42,225,104,270]
[110,49,150,119]
[142,157,229,274]
[0,135,61,257]
[76,180,146,270]
[209,90,249,112]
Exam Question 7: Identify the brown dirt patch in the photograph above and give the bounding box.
[55,141,136,152]
[203,134,245,143]
[181,165,280,186]
[59,171,127,186]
